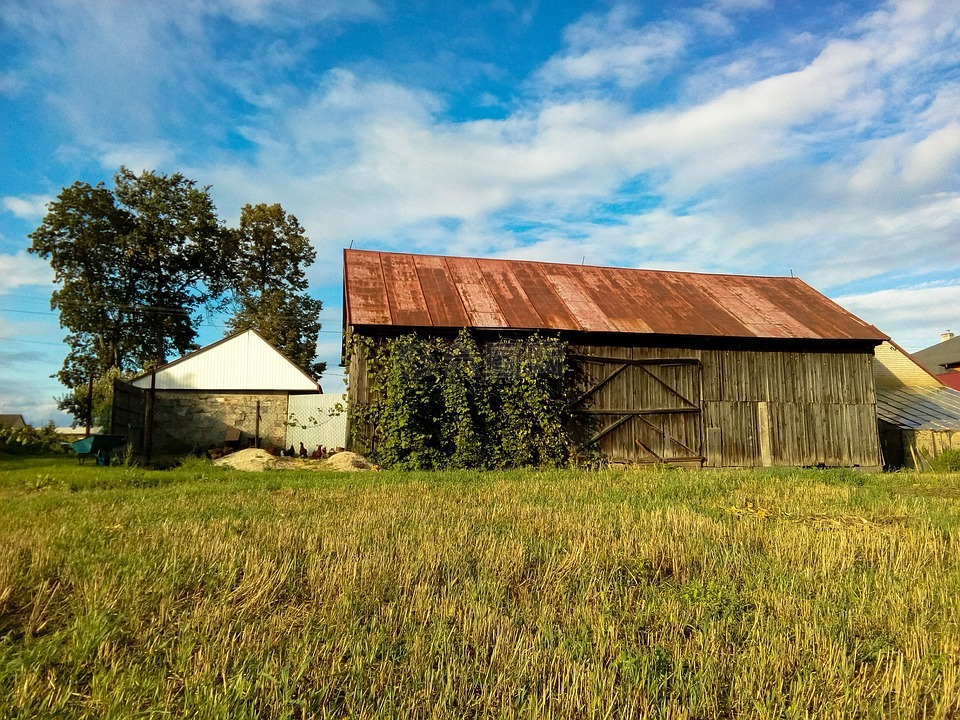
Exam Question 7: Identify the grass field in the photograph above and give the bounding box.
[1,455,959,718]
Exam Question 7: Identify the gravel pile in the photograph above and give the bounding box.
[213,448,377,472]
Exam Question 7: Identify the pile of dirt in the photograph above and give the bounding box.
[213,447,377,473]
[214,448,275,471]
[321,451,378,472]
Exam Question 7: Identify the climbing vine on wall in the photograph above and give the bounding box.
[352,330,575,470]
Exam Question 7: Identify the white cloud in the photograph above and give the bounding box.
[0,252,54,294]
[0,70,25,96]
[206,0,383,25]
[0,0,383,149]
[902,123,960,187]
[836,284,960,351]
[97,142,179,174]
[2,194,51,220]
[537,5,688,89]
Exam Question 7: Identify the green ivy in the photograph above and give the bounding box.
[352,331,576,470]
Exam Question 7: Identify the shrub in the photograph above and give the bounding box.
[931,448,960,472]
[0,423,62,455]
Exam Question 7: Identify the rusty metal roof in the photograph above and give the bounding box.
[343,249,888,342]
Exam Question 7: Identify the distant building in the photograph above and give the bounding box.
[0,414,27,429]
[913,331,960,390]
[873,341,960,468]
[54,426,103,440]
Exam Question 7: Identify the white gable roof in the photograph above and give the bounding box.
[131,329,320,392]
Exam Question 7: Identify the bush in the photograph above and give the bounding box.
[0,423,63,455]
[931,448,960,472]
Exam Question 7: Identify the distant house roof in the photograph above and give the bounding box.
[343,250,887,342]
[937,372,960,391]
[0,414,26,429]
[913,335,960,374]
[873,340,960,431]
[130,328,320,392]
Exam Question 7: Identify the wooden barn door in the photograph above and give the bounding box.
[570,353,704,466]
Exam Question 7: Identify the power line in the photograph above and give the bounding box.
[0,306,345,333]
[0,337,66,347]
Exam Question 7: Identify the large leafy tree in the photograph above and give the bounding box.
[29,167,229,423]
[28,181,136,389]
[112,167,229,367]
[226,203,325,378]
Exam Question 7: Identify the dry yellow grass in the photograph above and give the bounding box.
[1,457,958,718]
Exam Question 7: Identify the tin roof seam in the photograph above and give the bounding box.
[440,256,471,326]
[343,249,888,342]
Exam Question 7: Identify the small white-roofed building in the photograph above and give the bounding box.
[112,329,345,456]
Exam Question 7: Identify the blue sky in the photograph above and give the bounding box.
[1,0,959,425]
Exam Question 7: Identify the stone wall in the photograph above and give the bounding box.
[151,392,292,455]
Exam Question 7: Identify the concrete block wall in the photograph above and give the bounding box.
[151,392,290,455]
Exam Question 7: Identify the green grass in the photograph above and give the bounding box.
[1,455,959,718]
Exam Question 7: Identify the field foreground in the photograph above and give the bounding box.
[1,457,959,719]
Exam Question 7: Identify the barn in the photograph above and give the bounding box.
[112,328,345,457]
[342,250,888,469]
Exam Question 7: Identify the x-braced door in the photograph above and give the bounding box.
[570,353,704,465]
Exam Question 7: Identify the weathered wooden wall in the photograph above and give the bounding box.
[572,344,880,468]
[346,331,882,469]
[346,335,372,453]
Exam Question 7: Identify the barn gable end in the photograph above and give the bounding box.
[343,250,888,469]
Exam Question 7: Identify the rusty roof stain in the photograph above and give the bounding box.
[343,249,888,342]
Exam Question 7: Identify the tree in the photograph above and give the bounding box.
[28,181,136,390]
[56,367,127,431]
[226,203,325,377]
[29,167,229,423]
[112,167,229,367]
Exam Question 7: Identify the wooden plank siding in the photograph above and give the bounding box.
[346,331,882,469]
[570,344,880,468]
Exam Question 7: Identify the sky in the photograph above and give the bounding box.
[1,0,959,426]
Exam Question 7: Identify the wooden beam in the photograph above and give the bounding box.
[588,414,636,444]
[573,407,701,416]
[572,362,628,407]
[633,413,700,458]
[636,364,698,408]
[570,354,700,367]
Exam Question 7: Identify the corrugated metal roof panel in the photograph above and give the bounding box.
[414,255,470,328]
[479,260,545,329]
[446,257,507,327]
[544,266,618,332]
[877,386,960,430]
[343,249,889,342]
[380,253,432,327]
[343,251,391,326]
